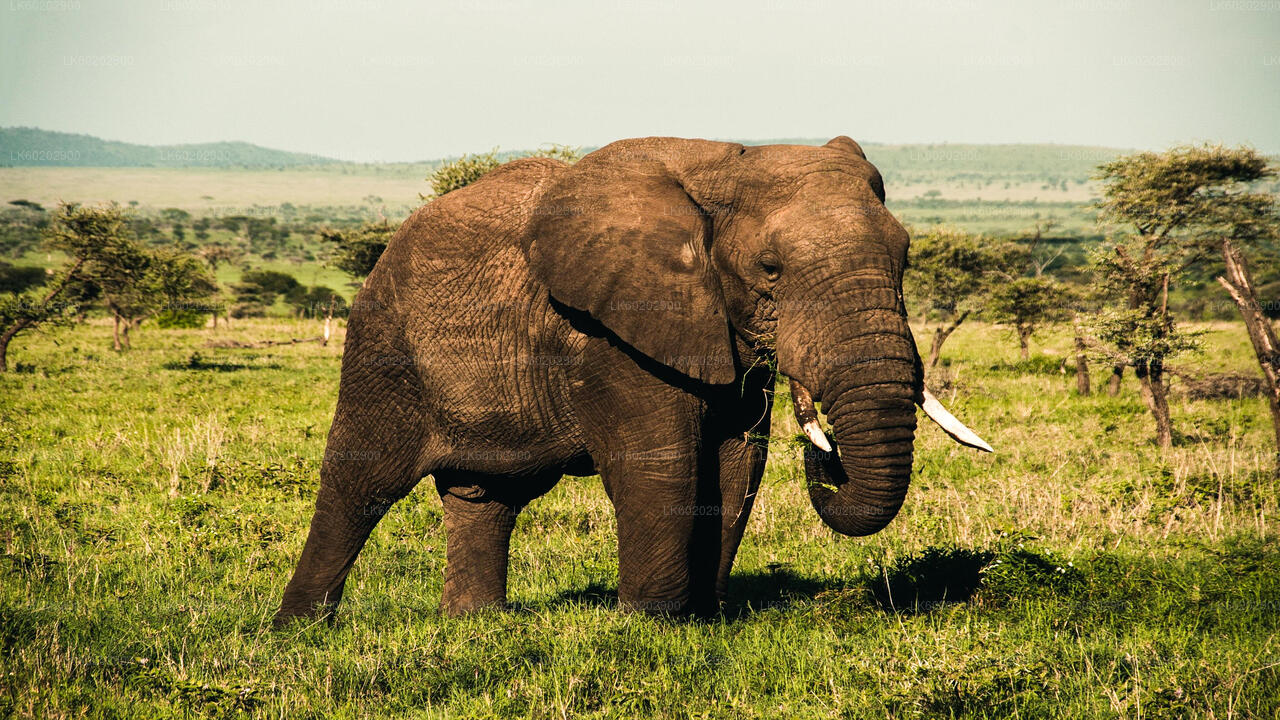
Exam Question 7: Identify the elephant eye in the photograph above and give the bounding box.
[757,252,782,281]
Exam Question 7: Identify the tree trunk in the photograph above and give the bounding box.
[1108,363,1124,396]
[112,313,133,350]
[1073,317,1091,396]
[1149,364,1173,449]
[1135,361,1173,448]
[1217,239,1280,476]
[1017,326,1031,361]
[0,324,19,373]
[927,310,971,369]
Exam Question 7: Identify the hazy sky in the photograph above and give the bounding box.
[2,0,1278,161]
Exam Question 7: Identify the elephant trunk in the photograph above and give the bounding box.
[788,332,993,536]
[794,371,918,537]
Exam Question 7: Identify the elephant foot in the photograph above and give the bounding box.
[272,598,338,629]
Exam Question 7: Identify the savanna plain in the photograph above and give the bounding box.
[1,316,1277,719]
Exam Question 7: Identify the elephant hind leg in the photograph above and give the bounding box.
[435,470,559,616]
[274,382,429,627]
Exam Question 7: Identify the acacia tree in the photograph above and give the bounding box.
[0,203,131,370]
[149,248,219,328]
[0,273,77,372]
[1094,144,1279,451]
[322,221,394,281]
[87,234,156,350]
[986,276,1067,361]
[1090,246,1199,448]
[905,227,1012,369]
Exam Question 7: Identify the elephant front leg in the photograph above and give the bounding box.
[604,448,702,615]
[569,340,711,616]
[607,430,765,617]
[711,429,770,603]
[701,367,774,606]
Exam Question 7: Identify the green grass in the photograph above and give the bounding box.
[1,319,1278,718]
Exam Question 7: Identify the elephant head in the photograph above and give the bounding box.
[524,136,990,537]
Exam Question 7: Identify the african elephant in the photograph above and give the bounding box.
[274,136,990,625]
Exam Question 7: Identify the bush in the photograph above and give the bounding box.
[424,144,582,199]
[288,285,348,319]
[322,223,394,279]
[152,308,205,329]
[232,269,300,315]
[426,150,502,198]
[230,302,268,319]
[0,262,46,294]
[239,269,299,296]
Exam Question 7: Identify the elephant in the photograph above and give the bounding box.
[274,136,990,625]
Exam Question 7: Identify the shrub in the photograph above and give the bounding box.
[424,144,582,199]
[152,308,205,329]
[426,150,502,198]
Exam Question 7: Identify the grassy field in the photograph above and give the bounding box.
[1,318,1278,719]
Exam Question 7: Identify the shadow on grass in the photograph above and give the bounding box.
[547,581,618,610]
[543,570,850,619]
[722,567,850,618]
[542,551,997,620]
[868,547,994,613]
[162,352,281,372]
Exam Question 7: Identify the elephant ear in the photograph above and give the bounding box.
[824,135,866,157]
[825,135,885,202]
[524,156,735,384]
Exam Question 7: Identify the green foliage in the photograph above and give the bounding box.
[321,221,394,278]
[871,545,993,609]
[426,149,502,198]
[1091,303,1201,368]
[45,202,134,261]
[0,202,48,259]
[1096,144,1274,252]
[238,269,298,296]
[152,308,205,329]
[905,227,1017,318]
[525,143,583,163]
[231,269,300,317]
[424,144,583,199]
[1086,146,1274,373]
[196,243,238,271]
[986,276,1068,343]
[149,248,218,311]
[0,287,74,334]
[0,262,46,294]
[286,285,348,319]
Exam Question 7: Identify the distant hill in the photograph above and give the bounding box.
[864,143,1128,183]
[721,137,1127,182]
[0,127,339,168]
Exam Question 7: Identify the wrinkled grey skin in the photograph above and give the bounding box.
[275,136,920,624]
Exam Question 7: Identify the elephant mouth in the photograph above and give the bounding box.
[789,378,992,455]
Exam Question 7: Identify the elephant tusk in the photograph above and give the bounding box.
[918,388,994,453]
[802,420,833,453]
[788,378,833,453]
